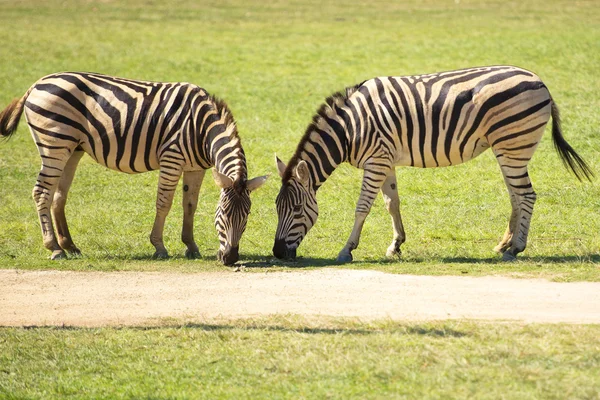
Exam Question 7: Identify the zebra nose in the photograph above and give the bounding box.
[272,239,287,259]
[273,239,295,260]
[219,245,239,265]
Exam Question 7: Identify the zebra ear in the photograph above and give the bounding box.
[295,160,310,185]
[212,169,234,189]
[247,175,269,192]
[275,155,286,178]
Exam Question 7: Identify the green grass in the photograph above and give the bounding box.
[1,317,600,399]
[1,2,600,397]
[1,0,599,280]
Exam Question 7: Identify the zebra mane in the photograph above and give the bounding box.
[209,95,238,136]
[282,83,362,183]
[209,95,247,187]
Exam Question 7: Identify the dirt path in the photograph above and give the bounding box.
[2,268,600,327]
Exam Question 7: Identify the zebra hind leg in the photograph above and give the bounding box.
[52,151,84,256]
[497,165,537,261]
[380,170,406,258]
[493,191,518,254]
[32,148,74,260]
[181,170,205,259]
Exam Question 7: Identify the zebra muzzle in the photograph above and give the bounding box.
[218,245,239,265]
[272,239,296,260]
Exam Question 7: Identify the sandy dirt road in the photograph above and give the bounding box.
[1,268,600,327]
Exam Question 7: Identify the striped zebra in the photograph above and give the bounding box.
[0,72,268,264]
[273,66,593,262]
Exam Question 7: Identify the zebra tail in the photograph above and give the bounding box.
[551,100,594,182]
[0,88,32,140]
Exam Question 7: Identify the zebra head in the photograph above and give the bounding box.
[213,169,268,265]
[273,157,318,260]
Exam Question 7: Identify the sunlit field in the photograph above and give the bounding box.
[1,1,599,398]
[1,0,599,279]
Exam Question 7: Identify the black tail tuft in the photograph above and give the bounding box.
[551,101,594,182]
[0,97,26,140]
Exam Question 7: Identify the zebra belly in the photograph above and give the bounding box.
[392,139,491,169]
[77,141,159,174]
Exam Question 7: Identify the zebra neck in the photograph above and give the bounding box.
[212,146,247,183]
[207,127,247,183]
[300,125,348,191]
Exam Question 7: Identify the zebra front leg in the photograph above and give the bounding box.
[181,170,205,259]
[380,170,406,258]
[52,151,84,256]
[337,167,390,263]
[150,166,183,259]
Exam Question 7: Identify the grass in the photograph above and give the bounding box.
[1,317,600,399]
[1,2,600,397]
[0,0,599,280]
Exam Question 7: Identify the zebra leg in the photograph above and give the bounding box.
[337,167,390,263]
[181,170,205,259]
[52,150,84,256]
[31,149,74,260]
[493,190,518,254]
[150,166,183,259]
[380,170,406,258]
[503,169,536,261]
[494,151,537,261]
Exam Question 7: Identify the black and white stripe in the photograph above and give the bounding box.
[273,65,592,262]
[0,72,267,264]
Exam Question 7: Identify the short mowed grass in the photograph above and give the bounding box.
[2,318,600,399]
[1,1,599,398]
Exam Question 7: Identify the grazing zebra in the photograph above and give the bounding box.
[273,66,592,262]
[0,72,268,264]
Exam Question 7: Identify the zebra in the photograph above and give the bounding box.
[0,72,268,265]
[273,65,593,262]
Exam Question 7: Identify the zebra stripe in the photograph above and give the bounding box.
[273,65,592,262]
[0,72,267,264]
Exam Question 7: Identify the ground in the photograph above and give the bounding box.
[2,268,599,327]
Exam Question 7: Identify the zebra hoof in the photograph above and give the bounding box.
[68,247,82,257]
[153,250,170,260]
[502,251,517,262]
[494,243,510,254]
[336,251,353,263]
[50,250,67,260]
[185,249,201,259]
[386,247,402,258]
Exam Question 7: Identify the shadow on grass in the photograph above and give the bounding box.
[93,252,222,263]
[241,253,600,268]
[437,254,600,264]
[177,323,468,338]
[237,254,418,269]
[38,251,599,267]
[105,253,345,268]
[237,254,337,269]
[19,323,468,338]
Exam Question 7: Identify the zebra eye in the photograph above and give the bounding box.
[293,204,302,212]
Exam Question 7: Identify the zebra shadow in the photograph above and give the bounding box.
[238,253,600,268]
[235,255,332,269]
[438,254,600,264]
[237,254,402,269]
